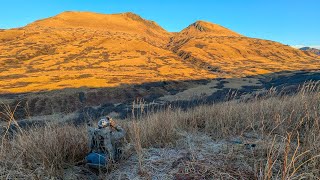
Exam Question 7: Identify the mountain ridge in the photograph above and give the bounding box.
[299,47,320,56]
[5,11,237,35]
[180,20,242,37]
[0,11,319,93]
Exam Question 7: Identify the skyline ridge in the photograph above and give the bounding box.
[6,11,235,34]
[13,10,318,49]
[0,10,318,93]
[1,0,319,47]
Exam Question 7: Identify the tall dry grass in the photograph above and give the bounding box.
[0,123,88,179]
[0,82,319,179]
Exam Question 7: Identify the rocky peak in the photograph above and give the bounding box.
[190,21,210,32]
[180,20,242,37]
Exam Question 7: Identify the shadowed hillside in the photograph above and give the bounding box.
[1,70,319,127]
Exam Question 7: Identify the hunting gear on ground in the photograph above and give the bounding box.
[86,116,125,169]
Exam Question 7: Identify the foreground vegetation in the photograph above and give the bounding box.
[0,82,319,179]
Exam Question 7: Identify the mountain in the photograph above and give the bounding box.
[300,47,320,55]
[169,22,318,77]
[0,11,319,94]
[26,11,170,46]
[178,21,242,37]
[0,12,214,93]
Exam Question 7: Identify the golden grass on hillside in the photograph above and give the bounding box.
[0,82,319,179]
[1,11,319,94]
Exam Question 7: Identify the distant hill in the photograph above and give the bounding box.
[0,11,319,94]
[299,47,320,55]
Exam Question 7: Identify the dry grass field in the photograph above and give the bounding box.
[0,82,319,179]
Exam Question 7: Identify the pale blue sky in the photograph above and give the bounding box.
[1,0,319,47]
